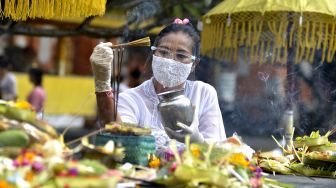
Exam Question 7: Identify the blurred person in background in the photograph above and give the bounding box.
[27,68,46,118]
[126,47,150,88]
[111,69,129,93]
[0,56,17,101]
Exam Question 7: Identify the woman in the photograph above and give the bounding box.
[27,68,46,117]
[90,18,226,149]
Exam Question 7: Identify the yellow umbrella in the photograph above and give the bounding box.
[201,0,336,63]
[201,0,336,147]
[0,0,106,21]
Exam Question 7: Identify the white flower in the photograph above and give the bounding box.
[120,163,133,171]
[0,157,15,173]
[42,139,64,157]
[45,156,64,169]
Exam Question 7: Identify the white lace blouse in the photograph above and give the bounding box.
[118,78,226,149]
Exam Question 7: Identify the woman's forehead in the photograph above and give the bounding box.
[158,32,193,51]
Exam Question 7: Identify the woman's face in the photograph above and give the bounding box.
[155,31,194,64]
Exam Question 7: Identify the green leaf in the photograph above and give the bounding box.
[235,167,250,181]
[78,160,108,176]
[174,165,230,187]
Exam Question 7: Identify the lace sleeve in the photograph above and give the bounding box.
[198,84,227,141]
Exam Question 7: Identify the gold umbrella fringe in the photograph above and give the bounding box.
[201,12,336,64]
[0,0,106,21]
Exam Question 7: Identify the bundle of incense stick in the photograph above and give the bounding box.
[111,36,151,120]
[110,37,151,49]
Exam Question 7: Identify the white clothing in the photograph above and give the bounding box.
[112,82,129,93]
[118,78,226,149]
[0,73,17,101]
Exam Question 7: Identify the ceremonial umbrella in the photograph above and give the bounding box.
[201,0,336,146]
[0,0,106,20]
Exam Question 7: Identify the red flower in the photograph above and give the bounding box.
[169,162,177,173]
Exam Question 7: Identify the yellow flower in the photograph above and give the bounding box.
[24,171,34,182]
[14,101,33,110]
[148,154,160,168]
[228,153,250,167]
[190,145,201,158]
[16,155,24,164]
[24,152,36,163]
[0,180,14,188]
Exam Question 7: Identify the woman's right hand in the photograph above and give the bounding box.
[90,42,114,92]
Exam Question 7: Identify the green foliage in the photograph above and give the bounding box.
[0,130,30,147]
[78,159,108,176]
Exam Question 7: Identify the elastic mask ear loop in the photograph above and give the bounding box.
[191,63,195,72]
[191,55,200,72]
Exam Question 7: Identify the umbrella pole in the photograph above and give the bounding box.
[284,46,298,149]
[286,48,298,111]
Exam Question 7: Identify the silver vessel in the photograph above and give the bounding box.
[157,89,193,131]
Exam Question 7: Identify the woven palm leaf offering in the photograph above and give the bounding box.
[0,100,57,137]
[0,100,61,159]
[0,126,128,188]
[0,100,85,165]
[0,151,120,188]
[44,159,119,188]
[0,128,120,187]
[150,136,291,188]
[293,130,332,148]
[255,129,336,178]
[0,101,126,187]
[80,137,125,168]
[95,122,156,166]
[0,120,124,187]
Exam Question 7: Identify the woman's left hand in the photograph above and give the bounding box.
[164,107,204,143]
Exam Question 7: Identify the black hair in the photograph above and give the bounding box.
[153,22,200,60]
[0,56,9,69]
[143,20,200,79]
[29,68,43,86]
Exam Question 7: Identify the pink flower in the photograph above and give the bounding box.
[164,150,175,161]
[13,160,20,167]
[32,162,44,172]
[102,170,123,180]
[169,162,177,173]
[250,177,262,188]
[22,158,29,166]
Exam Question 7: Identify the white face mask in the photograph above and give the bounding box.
[152,55,192,88]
